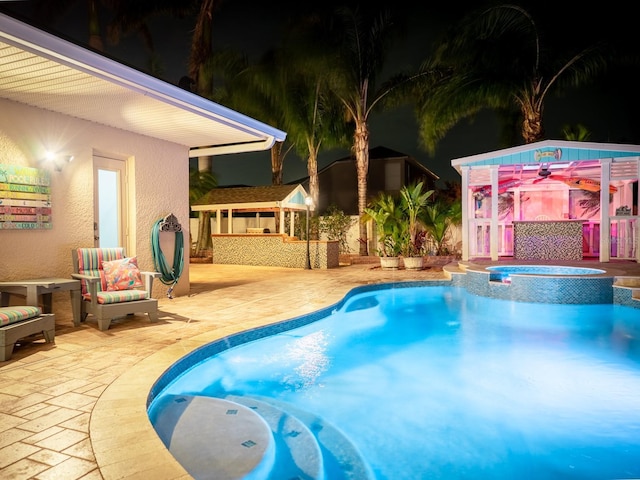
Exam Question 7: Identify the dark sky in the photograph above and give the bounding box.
[2,0,638,186]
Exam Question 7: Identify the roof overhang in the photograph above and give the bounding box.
[191,184,310,212]
[451,140,640,173]
[0,13,286,157]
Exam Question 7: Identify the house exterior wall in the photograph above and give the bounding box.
[310,157,438,216]
[0,98,190,302]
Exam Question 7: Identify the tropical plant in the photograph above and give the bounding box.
[319,205,354,254]
[362,193,403,257]
[498,192,514,220]
[398,182,433,257]
[417,4,612,151]
[577,190,602,218]
[561,123,592,141]
[189,167,217,255]
[420,197,462,256]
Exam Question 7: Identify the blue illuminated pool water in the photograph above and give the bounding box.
[148,284,640,479]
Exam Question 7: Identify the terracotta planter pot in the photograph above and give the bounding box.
[403,256,424,270]
[380,256,400,270]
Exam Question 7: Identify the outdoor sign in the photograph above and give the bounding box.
[0,164,52,229]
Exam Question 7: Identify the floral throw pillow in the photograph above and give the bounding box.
[102,257,144,291]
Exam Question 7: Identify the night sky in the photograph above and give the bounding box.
[2,0,638,186]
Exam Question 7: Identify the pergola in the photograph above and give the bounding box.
[451,140,640,262]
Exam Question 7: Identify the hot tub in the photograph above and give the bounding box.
[487,265,606,283]
[463,264,612,304]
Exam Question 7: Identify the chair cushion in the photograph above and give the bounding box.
[0,306,43,326]
[83,289,149,305]
[103,257,144,291]
[76,247,125,294]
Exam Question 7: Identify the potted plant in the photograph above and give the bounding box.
[398,182,434,270]
[362,193,403,269]
[402,230,428,269]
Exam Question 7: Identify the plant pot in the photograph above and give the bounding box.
[403,256,424,270]
[380,256,400,270]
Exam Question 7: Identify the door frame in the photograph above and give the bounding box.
[93,155,128,249]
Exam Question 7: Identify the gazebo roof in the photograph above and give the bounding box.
[451,140,640,186]
[451,140,640,172]
[191,184,310,213]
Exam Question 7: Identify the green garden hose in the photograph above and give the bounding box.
[151,217,184,299]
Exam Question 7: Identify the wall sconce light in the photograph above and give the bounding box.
[44,151,74,172]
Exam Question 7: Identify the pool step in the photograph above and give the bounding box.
[153,393,371,480]
[613,276,640,304]
[152,394,275,480]
[223,394,324,480]
[226,394,375,480]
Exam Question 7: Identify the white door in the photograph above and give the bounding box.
[93,156,127,248]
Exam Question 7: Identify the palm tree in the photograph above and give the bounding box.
[561,123,592,141]
[275,22,351,210]
[189,168,217,255]
[315,5,447,254]
[318,6,401,255]
[195,47,294,190]
[30,0,109,51]
[417,4,612,151]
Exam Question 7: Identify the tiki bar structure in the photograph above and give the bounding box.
[452,141,640,262]
[191,184,339,269]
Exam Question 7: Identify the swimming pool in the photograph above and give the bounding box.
[148,283,640,480]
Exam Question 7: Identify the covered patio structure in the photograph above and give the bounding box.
[191,184,310,234]
[191,184,340,268]
[452,141,640,262]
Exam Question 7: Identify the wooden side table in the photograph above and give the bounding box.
[0,278,81,326]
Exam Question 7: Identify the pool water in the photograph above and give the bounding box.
[148,285,640,479]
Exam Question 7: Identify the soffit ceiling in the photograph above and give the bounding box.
[0,13,286,157]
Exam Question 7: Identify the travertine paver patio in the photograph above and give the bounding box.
[1,259,638,479]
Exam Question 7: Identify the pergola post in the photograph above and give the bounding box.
[599,159,612,262]
[461,166,470,261]
[279,208,285,234]
[489,166,499,261]
[289,211,295,236]
[636,159,640,262]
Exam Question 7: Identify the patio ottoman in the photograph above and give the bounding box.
[0,306,55,361]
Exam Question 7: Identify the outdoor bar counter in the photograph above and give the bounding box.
[211,233,339,269]
[513,220,585,260]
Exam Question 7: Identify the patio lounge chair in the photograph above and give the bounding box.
[0,306,55,361]
[71,247,161,331]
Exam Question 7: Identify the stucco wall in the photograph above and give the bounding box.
[0,98,191,305]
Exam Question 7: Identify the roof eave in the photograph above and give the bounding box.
[0,13,287,152]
